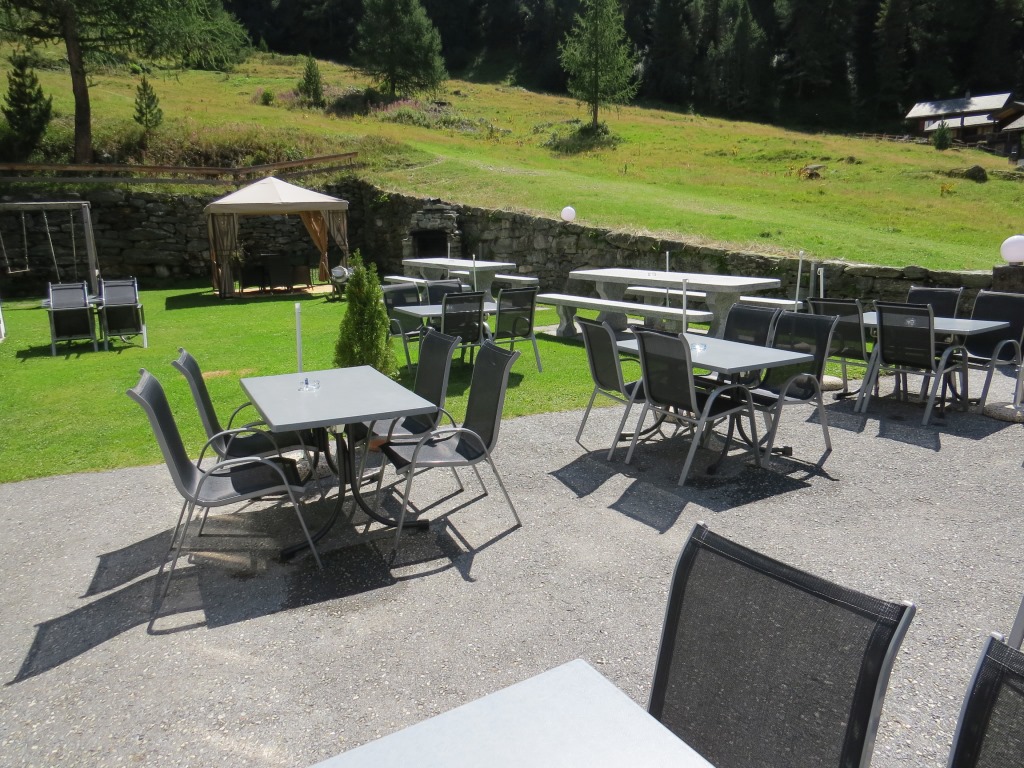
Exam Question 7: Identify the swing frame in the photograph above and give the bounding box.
[0,202,99,293]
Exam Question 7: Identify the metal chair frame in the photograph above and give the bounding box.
[488,286,543,371]
[46,281,98,356]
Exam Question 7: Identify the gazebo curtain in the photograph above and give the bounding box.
[208,213,239,298]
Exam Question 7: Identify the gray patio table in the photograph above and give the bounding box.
[617,332,813,375]
[856,313,1010,413]
[310,659,715,768]
[394,301,498,322]
[403,256,516,301]
[570,267,780,337]
[240,365,436,558]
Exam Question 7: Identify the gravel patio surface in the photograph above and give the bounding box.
[0,369,1021,767]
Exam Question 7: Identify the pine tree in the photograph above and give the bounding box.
[355,0,447,98]
[1,49,52,160]
[559,0,639,130]
[297,55,326,108]
[133,76,163,133]
[333,252,397,378]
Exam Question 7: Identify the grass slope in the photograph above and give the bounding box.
[18,52,1023,272]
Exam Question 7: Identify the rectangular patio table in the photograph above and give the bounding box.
[394,301,498,322]
[856,313,1010,413]
[570,267,780,337]
[310,659,714,768]
[617,332,813,375]
[403,257,516,301]
[240,366,436,558]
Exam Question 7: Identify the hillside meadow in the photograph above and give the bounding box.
[15,51,1024,272]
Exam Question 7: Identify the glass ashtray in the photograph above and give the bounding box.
[298,377,320,392]
[690,342,708,354]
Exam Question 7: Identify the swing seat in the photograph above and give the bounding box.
[47,282,98,356]
[99,277,148,350]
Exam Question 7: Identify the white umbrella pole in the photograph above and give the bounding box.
[794,250,804,307]
[295,302,303,372]
[472,253,478,291]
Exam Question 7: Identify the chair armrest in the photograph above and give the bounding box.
[193,454,300,498]
[196,425,287,467]
[226,400,258,428]
[403,425,487,465]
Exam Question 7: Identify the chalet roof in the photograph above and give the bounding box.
[1003,114,1024,132]
[923,114,996,132]
[906,93,1013,120]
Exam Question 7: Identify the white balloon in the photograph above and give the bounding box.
[1000,235,1024,263]
[560,206,576,222]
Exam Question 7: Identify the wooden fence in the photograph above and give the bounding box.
[0,152,359,186]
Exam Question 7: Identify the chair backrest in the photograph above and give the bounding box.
[494,287,537,340]
[759,311,839,399]
[100,278,140,306]
[965,290,1024,361]
[126,369,200,500]
[634,328,700,415]
[425,279,465,304]
[462,340,520,451]
[808,297,868,362]
[874,301,936,369]
[49,282,90,309]
[577,317,628,395]
[908,285,963,319]
[441,290,485,343]
[382,283,423,334]
[407,327,460,430]
[722,304,781,347]
[947,634,1024,768]
[650,523,915,768]
[171,348,224,439]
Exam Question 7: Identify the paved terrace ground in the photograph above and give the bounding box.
[0,370,1021,767]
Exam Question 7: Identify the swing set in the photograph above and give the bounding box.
[0,201,100,294]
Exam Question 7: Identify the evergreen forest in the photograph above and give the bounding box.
[226,0,1024,131]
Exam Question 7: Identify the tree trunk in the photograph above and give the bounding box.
[61,5,92,163]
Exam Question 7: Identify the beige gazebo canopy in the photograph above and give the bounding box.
[204,176,350,298]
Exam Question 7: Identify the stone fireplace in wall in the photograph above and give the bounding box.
[402,200,463,260]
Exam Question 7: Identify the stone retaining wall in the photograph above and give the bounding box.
[0,181,1013,310]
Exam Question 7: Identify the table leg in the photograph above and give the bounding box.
[280,423,429,561]
[703,291,741,338]
[593,281,629,331]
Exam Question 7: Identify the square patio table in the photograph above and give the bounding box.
[617,332,812,375]
[310,659,714,768]
[241,366,436,557]
[403,257,516,301]
[570,267,780,337]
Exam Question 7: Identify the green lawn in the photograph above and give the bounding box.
[0,286,596,483]
[20,51,1024,272]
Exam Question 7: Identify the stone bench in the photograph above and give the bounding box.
[537,293,713,337]
[494,273,540,287]
[625,285,708,304]
[737,295,804,310]
[383,275,430,286]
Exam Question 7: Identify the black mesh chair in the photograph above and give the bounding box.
[625,329,761,486]
[46,281,98,356]
[372,341,522,552]
[650,523,915,768]
[807,297,870,398]
[576,318,645,459]
[746,311,838,462]
[857,301,967,425]
[908,285,964,318]
[172,348,321,468]
[488,287,542,371]
[98,277,147,351]
[722,303,781,346]
[962,290,1024,407]
[382,283,425,369]
[355,327,460,480]
[127,369,321,614]
[947,596,1024,768]
[424,279,465,304]
[440,290,486,363]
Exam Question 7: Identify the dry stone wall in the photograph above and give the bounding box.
[0,181,1010,311]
